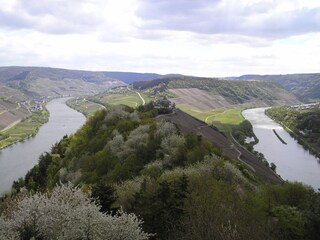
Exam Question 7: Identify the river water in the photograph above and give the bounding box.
[243,108,320,190]
[0,98,86,194]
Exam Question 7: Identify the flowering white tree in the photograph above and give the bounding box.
[0,184,151,240]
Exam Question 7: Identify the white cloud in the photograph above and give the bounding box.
[0,0,319,77]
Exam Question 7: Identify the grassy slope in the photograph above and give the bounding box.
[177,104,243,124]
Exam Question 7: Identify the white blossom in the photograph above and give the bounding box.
[0,184,151,240]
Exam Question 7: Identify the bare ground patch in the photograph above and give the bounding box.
[169,88,232,111]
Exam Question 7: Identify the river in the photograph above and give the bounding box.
[0,98,86,194]
[243,108,320,190]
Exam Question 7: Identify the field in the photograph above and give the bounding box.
[210,108,244,125]
[67,98,105,117]
[100,92,152,108]
[168,87,244,131]
[176,103,244,130]
[93,87,153,108]
[0,110,49,149]
[67,88,154,117]
[169,88,232,111]
[177,104,221,123]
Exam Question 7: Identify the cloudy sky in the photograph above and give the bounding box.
[0,0,320,77]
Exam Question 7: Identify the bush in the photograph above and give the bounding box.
[0,184,151,240]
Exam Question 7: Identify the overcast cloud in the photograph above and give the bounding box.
[0,0,319,77]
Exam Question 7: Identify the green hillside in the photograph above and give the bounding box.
[2,105,320,240]
[236,73,320,102]
[133,76,300,106]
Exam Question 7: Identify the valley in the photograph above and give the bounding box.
[1,66,320,240]
[0,67,125,148]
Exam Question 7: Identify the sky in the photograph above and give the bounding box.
[0,0,320,77]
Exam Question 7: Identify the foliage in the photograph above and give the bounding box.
[232,119,258,151]
[266,107,320,157]
[4,104,320,240]
[13,106,215,193]
[131,175,189,239]
[0,184,151,240]
[91,182,117,213]
[237,73,320,102]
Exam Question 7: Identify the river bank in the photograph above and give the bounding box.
[265,108,320,159]
[243,107,320,190]
[0,98,86,194]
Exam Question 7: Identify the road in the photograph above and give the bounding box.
[136,92,145,105]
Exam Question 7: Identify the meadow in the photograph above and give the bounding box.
[176,104,244,131]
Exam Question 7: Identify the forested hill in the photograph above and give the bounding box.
[133,76,300,106]
[3,104,320,239]
[234,73,320,102]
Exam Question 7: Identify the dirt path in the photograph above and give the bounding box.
[136,92,145,105]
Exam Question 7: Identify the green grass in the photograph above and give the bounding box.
[177,104,244,132]
[67,90,154,118]
[101,92,153,108]
[211,109,244,125]
[177,104,222,123]
[104,94,141,108]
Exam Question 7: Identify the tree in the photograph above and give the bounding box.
[91,182,117,213]
[270,162,277,172]
[0,184,151,240]
[132,175,189,239]
[271,205,306,240]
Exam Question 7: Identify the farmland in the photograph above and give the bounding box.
[167,87,244,131]
[66,88,153,117]
[0,109,49,149]
[169,88,232,110]
[99,90,152,107]
[67,98,105,118]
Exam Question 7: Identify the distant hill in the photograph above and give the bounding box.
[0,67,184,96]
[103,72,182,84]
[0,84,30,131]
[133,76,301,107]
[232,73,320,102]
[0,66,125,97]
